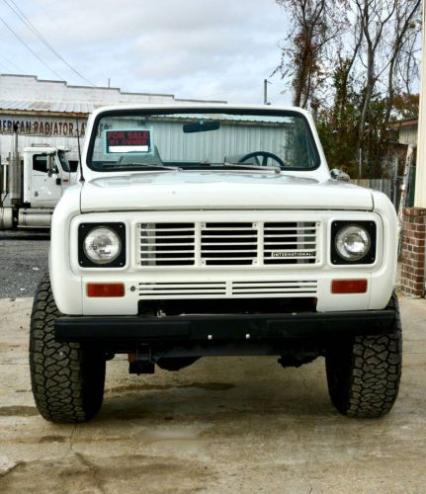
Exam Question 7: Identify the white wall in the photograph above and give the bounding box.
[415,2,426,208]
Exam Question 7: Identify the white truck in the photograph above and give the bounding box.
[0,143,77,229]
[29,104,401,423]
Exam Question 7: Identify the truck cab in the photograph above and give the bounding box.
[0,145,77,228]
[29,104,402,423]
[23,145,77,208]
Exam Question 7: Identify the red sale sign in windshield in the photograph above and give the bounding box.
[106,130,151,153]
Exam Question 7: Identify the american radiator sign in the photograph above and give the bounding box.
[0,116,87,137]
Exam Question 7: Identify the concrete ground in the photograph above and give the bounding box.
[0,297,426,493]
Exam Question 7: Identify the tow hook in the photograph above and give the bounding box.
[128,347,155,374]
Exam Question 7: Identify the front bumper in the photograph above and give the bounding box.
[55,309,396,353]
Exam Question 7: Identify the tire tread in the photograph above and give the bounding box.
[30,274,105,423]
[326,293,402,418]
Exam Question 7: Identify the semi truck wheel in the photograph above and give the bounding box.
[30,274,105,423]
[325,293,402,418]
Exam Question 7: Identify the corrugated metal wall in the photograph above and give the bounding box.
[153,121,289,162]
[399,126,418,147]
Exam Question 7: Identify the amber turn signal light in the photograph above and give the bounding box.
[331,279,368,294]
[87,283,125,297]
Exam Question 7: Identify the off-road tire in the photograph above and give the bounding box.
[325,293,402,418]
[30,274,106,423]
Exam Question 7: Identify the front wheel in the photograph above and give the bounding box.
[325,294,402,418]
[30,274,106,423]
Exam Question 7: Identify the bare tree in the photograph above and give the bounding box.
[399,33,422,96]
[331,19,364,125]
[274,0,341,108]
[276,0,422,177]
[384,0,421,127]
[354,0,397,174]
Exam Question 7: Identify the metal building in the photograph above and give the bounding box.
[0,74,225,165]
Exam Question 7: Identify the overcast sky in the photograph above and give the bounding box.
[0,0,291,104]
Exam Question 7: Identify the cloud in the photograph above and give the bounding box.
[1,0,290,103]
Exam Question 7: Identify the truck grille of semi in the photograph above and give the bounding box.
[139,221,319,267]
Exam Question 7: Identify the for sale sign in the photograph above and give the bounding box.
[106,130,151,153]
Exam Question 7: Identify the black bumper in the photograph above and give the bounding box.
[55,310,396,347]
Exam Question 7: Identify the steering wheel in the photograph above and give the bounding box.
[238,151,285,168]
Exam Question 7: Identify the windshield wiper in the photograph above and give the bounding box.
[220,162,282,175]
[101,163,182,171]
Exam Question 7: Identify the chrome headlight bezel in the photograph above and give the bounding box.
[78,223,126,268]
[331,221,376,265]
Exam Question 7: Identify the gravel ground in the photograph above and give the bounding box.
[0,230,49,298]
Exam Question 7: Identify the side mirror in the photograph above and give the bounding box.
[330,168,350,182]
[47,154,56,177]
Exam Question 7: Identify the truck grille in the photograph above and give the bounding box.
[139,221,319,267]
[263,222,317,265]
[201,222,257,266]
[138,280,317,298]
[139,223,195,266]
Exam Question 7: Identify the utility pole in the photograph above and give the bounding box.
[263,79,271,105]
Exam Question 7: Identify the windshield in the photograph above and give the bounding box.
[88,109,320,172]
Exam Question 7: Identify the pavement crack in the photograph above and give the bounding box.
[74,452,106,494]
[68,425,77,454]
[0,461,23,479]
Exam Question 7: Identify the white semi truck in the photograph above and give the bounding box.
[0,141,78,229]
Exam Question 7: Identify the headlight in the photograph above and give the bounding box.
[83,226,122,265]
[335,225,371,262]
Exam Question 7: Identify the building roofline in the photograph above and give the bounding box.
[389,118,418,128]
[174,98,227,104]
[0,73,68,84]
[0,73,227,104]
[0,109,88,118]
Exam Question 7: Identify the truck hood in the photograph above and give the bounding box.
[80,170,374,212]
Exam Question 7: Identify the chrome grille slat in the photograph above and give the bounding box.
[141,228,195,232]
[231,287,316,292]
[263,241,316,246]
[140,257,195,262]
[202,235,257,239]
[264,234,316,238]
[141,250,196,254]
[264,248,316,252]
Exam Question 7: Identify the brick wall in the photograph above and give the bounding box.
[401,208,426,297]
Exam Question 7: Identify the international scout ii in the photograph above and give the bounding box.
[29,105,401,423]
